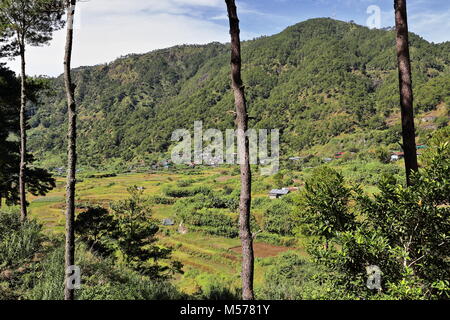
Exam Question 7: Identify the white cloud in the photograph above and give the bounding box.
[3,0,229,77]
[409,9,450,43]
[3,0,448,77]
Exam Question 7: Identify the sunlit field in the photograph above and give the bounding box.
[27,168,305,294]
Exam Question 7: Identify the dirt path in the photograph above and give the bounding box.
[229,242,293,258]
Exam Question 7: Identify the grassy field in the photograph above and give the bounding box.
[27,168,301,294]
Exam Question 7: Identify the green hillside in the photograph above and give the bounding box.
[29,18,449,169]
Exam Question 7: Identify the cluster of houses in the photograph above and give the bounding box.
[289,151,352,164]
[289,144,429,165]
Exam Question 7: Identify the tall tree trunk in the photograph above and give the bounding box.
[64,0,77,301]
[394,0,418,186]
[19,42,27,222]
[225,0,255,301]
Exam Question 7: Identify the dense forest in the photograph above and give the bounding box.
[29,18,449,169]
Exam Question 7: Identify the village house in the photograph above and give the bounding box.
[417,144,428,150]
[268,188,290,199]
[162,218,175,226]
[391,152,404,162]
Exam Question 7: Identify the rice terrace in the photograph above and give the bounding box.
[27,168,304,295]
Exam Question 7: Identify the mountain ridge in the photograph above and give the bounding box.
[29,18,449,169]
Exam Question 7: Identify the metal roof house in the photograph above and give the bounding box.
[162,219,175,226]
[269,188,290,199]
[391,152,404,162]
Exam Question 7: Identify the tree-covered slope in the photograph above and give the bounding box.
[29,18,449,168]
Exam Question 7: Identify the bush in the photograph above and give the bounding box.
[0,210,44,269]
[258,252,337,300]
[27,243,185,300]
[147,195,175,205]
[163,186,212,198]
[263,201,296,236]
[176,179,195,188]
[304,134,450,299]
[183,209,239,238]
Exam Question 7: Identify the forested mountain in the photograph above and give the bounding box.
[29,18,449,168]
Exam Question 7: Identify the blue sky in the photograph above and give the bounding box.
[3,0,449,76]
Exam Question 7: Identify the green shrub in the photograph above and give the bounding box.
[27,243,185,300]
[0,210,44,268]
[163,186,212,198]
[147,195,175,205]
[176,179,195,187]
[258,252,338,300]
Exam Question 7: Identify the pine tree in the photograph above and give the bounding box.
[0,66,56,208]
[63,0,76,301]
[394,0,418,186]
[225,0,255,300]
[0,0,65,221]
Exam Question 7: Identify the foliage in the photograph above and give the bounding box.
[0,0,65,57]
[27,19,449,168]
[0,209,43,269]
[258,252,341,300]
[263,199,296,236]
[26,242,185,300]
[303,133,450,299]
[296,167,357,246]
[0,66,56,205]
[74,206,115,255]
[75,186,183,279]
[163,185,212,198]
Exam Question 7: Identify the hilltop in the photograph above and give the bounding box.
[28,18,449,169]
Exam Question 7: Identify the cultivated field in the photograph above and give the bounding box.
[28,168,302,294]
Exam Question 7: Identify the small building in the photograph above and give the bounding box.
[269,188,290,199]
[162,218,175,226]
[391,152,404,162]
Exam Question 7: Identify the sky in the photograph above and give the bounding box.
[2,0,449,77]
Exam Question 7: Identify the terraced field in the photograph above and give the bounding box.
[27,168,300,293]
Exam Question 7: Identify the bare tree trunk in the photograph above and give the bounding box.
[19,42,27,222]
[64,0,77,301]
[225,0,254,301]
[394,0,418,186]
